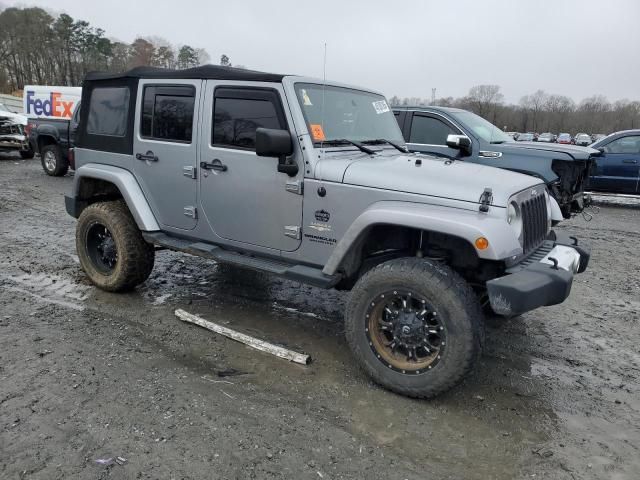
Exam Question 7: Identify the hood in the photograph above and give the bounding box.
[341,152,541,207]
[499,141,598,160]
[0,110,27,126]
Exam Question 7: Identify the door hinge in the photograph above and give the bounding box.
[285,180,303,195]
[183,166,197,179]
[184,206,197,219]
[284,225,301,239]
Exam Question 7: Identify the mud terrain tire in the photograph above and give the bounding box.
[345,257,483,398]
[76,201,155,292]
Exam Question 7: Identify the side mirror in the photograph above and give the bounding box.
[255,127,297,176]
[446,134,472,155]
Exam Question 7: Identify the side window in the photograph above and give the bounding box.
[72,102,81,123]
[87,87,130,137]
[604,136,640,154]
[140,85,195,143]
[409,115,458,145]
[212,89,285,150]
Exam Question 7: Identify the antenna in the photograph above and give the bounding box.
[323,42,327,83]
[321,42,327,149]
[316,42,328,186]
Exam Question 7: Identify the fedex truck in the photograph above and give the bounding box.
[23,86,82,120]
[23,86,82,176]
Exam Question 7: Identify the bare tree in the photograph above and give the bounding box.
[467,85,504,119]
[519,90,549,132]
[0,6,211,91]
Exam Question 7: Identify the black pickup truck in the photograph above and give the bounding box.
[393,106,598,218]
[27,102,80,176]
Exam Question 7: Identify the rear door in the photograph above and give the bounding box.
[133,79,202,230]
[592,135,640,193]
[405,112,463,159]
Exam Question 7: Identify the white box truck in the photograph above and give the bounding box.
[23,85,81,120]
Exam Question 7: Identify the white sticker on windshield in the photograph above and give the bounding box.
[301,89,313,106]
[372,100,390,114]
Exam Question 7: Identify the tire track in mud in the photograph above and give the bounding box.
[0,271,89,311]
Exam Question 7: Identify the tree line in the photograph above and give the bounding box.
[389,85,640,136]
[0,6,239,94]
[2,6,637,136]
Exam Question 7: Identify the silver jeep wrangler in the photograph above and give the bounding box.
[65,65,589,398]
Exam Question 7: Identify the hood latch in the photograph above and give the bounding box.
[479,188,493,213]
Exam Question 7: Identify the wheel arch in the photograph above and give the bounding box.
[323,201,522,278]
[37,134,59,152]
[71,164,160,231]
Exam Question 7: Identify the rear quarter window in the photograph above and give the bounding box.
[86,87,130,137]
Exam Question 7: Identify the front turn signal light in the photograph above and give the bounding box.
[475,237,489,250]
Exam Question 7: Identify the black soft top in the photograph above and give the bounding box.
[84,64,286,83]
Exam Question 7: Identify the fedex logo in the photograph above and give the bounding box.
[25,91,75,118]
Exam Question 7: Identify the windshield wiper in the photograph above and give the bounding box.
[322,139,376,155]
[363,138,408,153]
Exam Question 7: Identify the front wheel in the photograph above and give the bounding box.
[345,258,483,398]
[20,147,35,159]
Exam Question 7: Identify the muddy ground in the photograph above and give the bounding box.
[1,153,639,480]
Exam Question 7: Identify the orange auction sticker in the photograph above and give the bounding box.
[310,124,326,141]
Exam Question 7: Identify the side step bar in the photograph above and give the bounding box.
[142,232,340,289]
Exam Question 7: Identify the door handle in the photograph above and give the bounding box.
[622,159,638,164]
[136,151,158,162]
[200,159,227,172]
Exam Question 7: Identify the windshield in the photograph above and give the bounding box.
[295,83,404,144]
[452,111,512,144]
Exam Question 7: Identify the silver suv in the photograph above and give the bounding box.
[65,65,590,398]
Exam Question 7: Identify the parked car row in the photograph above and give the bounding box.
[509,131,607,145]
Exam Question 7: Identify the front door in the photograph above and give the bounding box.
[133,79,202,230]
[592,135,640,193]
[199,82,303,252]
[405,112,463,159]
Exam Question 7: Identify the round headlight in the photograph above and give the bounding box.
[507,202,517,224]
[507,201,522,237]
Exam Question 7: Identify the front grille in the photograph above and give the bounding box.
[521,193,548,253]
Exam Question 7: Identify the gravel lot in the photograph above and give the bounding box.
[1,154,639,480]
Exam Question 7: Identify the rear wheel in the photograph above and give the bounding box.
[345,257,483,398]
[76,201,155,292]
[40,144,68,176]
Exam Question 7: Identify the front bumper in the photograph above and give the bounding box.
[486,232,590,316]
[0,133,28,151]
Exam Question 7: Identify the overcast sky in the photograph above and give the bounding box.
[4,0,639,103]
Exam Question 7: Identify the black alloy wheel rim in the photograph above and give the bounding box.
[86,223,118,274]
[365,290,446,374]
